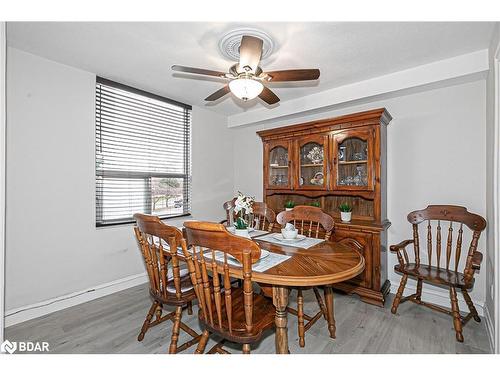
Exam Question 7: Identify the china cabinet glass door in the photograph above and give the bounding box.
[266,140,292,189]
[331,129,374,191]
[296,135,328,190]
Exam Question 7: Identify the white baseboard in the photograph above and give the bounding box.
[5,272,148,327]
[484,305,495,353]
[389,278,484,316]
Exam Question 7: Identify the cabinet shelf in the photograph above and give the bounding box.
[338,160,368,165]
[300,163,324,168]
[269,165,289,169]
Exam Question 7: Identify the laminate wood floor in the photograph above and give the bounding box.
[5,283,491,354]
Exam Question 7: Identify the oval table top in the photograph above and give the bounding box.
[240,235,365,287]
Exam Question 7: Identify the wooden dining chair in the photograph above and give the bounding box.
[390,205,486,342]
[275,205,336,347]
[133,214,201,353]
[181,221,275,354]
[221,199,277,231]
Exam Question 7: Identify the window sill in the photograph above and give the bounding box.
[96,213,192,228]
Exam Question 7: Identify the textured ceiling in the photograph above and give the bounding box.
[7,22,495,116]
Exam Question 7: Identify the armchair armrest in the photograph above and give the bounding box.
[472,251,483,270]
[390,239,414,267]
[390,239,414,252]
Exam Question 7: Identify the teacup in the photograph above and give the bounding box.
[281,228,298,239]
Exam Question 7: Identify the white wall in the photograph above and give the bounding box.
[233,80,487,312]
[485,23,500,353]
[5,47,232,312]
[0,22,6,342]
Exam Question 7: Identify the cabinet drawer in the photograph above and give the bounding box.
[332,229,372,288]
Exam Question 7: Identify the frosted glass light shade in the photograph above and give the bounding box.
[229,78,263,101]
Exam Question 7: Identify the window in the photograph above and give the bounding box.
[95,77,191,226]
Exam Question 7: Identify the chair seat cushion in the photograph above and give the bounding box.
[394,263,473,288]
[198,288,275,344]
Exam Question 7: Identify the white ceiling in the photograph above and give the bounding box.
[7,22,496,117]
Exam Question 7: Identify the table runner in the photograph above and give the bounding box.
[255,233,325,249]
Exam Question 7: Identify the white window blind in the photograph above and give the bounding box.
[95,77,192,226]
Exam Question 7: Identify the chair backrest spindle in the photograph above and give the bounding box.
[446,221,454,270]
[436,220,442,268]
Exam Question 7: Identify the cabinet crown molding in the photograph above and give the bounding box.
[257,108,392,140]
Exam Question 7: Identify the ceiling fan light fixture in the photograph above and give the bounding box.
[228,78,263,101]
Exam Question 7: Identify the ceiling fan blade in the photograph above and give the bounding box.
[205,85,230,101]
[265,69,320,82]
[238,36,263,73]
[258,86,280,105]
[172,65,226,78]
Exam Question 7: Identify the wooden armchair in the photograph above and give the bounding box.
[133,214,201,353]
[182,221,275,354]
[390,205,486,342]
[221,198,277,232]
[275,205,336,347]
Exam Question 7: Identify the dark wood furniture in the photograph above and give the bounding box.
[182,221,275,354]
[133,214,201,353]
[257,108,392,306]
[186,228,365,354]
[275,205,336,347]
[222,199,277,231]
[390,205,487,342]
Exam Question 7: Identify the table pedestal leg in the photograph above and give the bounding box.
[273,285,290,354]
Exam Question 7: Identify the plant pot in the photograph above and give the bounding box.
[340,211,352,222]
[234,228,250,238]
[285,207,294,211]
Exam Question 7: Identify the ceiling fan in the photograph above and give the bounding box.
[172,35,320,105]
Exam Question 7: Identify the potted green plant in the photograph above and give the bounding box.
[284,200,295,211]
[339,202,352,222]
[234,217,251,238]
[310,201,321,208]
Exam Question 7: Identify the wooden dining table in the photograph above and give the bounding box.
[232,232,365,354]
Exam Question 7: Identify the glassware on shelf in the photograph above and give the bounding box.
[306,146,324,164]
[353,152,364,161]
[339,146,346,161]
[353,165,367,186]
[345,176,354,185]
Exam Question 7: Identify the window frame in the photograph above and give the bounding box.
[95,77,192,227]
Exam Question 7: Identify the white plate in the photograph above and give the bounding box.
[272,233,307,243]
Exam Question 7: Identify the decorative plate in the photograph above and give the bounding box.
[310,172,324,185]
[272,233,307,243]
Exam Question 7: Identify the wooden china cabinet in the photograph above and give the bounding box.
[258,108,392,306]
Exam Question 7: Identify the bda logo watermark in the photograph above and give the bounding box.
[1,340,17,354]
[1,339,49,354]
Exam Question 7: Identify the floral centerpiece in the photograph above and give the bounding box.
[233,191,255,237]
